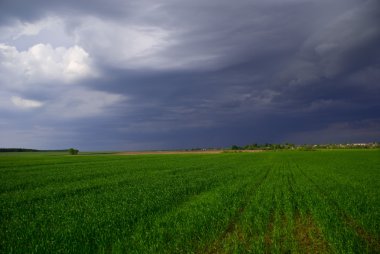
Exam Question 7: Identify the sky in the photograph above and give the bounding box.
[0,0,379,150]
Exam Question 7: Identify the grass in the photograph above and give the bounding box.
[0,150,379,253]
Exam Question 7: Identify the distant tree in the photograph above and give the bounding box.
[68,148,79,155]
[231,145,240,150]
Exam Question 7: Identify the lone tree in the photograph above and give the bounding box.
[68,148,79,155]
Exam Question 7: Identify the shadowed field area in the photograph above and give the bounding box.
[0,150,379,253]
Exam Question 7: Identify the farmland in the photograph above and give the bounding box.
[0,150,379,253]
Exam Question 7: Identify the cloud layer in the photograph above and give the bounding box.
[0,0,379,150]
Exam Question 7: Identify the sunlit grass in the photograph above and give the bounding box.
[1,150,379,253]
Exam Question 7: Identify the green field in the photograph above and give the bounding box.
[1,150,379,253]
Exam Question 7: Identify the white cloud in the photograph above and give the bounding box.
[1,88,127,118]
[0,16,63,41]
[0,41,124,118]
[72,17,173,69]
[0,14,226,71]
[12,20,49,39]
[11,96,44,109]
[0,43,95,89]
[0,19,125,119]
[70,16,222,70]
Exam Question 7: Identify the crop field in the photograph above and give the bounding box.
[0,150,379,253]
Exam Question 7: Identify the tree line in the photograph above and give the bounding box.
[0,148,79,154]
[230,142,380,150]
[231,143,296,150]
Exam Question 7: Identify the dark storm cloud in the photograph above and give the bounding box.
[1,0,379,150]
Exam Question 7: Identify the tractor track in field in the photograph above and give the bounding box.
[297,165,380,253]
[293,211,331,254]
[286,166,332,253]
[201,167,272,254]
[263,208,275,254]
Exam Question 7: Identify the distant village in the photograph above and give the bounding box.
[188,142,380,151]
